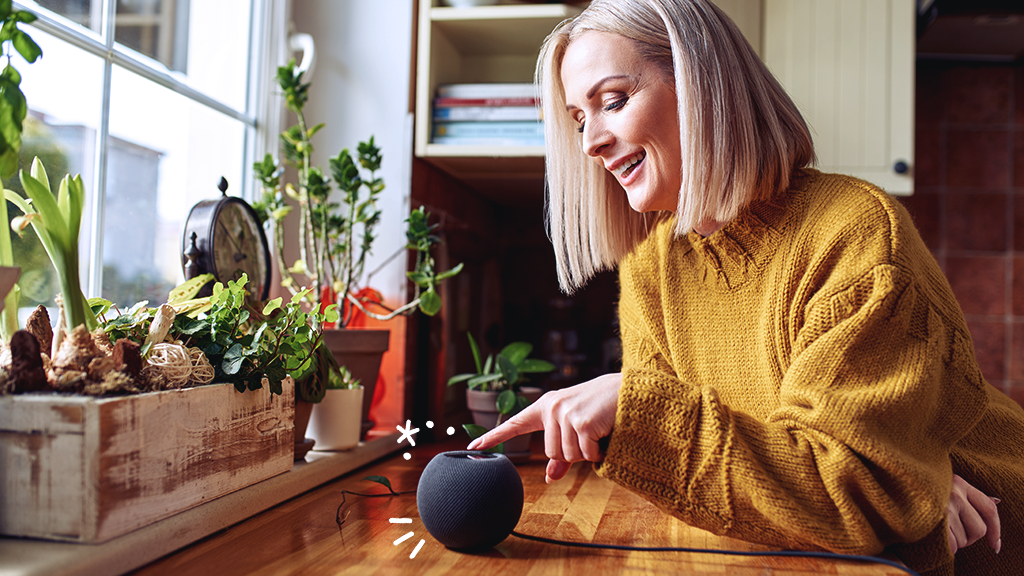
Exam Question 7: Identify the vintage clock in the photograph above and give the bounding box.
[181,177,271,300]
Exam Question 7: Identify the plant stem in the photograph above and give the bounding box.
[0,177,18,339]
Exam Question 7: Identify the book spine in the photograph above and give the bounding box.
[434,96,538,107]
[432,121,544,138]
[431,136,545,146]
[432,106,541,121]
[435,83,535,98]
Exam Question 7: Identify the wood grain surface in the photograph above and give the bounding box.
[0,380,293,543]
[131,436,907,576]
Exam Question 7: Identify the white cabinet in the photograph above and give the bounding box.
[763,0,915,195]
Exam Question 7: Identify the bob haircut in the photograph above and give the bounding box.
[538,0,815,293]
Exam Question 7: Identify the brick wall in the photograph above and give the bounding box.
[900,62,1024,404]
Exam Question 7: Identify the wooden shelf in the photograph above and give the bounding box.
[414,3,582,203]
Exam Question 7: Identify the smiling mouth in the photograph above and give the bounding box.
[616,151,645,179]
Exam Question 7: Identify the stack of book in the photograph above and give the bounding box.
[431,83,543,146]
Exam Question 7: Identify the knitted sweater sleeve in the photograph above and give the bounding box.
[599,259,989,556]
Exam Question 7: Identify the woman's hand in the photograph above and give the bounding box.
[948,473,1001,554]
[468,372,622,483]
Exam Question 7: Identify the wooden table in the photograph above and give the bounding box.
[130,436,908,576]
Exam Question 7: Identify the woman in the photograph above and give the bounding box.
[468,0,1020,574]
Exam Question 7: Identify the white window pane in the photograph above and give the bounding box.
[110,0,252,111]
[103,64,245,308]
[181,0,251,110]
[27,0,102,37]
[9,27,104,319]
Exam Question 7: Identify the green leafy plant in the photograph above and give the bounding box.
[447,332,556,417]
[96,273,339,400]
[252,58,461,328]
[0,3,42,339]
[6,159,96,334]
[327,364,361,390]
[0,1,41,178]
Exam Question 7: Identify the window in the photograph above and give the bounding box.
[10,0,281,321]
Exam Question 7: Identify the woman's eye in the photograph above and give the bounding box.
[604,98,627,112]
[577,122,585,134]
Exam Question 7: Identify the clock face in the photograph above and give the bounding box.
[211,200,269,299]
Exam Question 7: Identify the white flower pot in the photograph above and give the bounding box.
[309,387,364,451]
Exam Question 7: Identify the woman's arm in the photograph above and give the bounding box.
[597,263,990,556]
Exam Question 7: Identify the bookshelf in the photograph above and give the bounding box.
[414,2,584,201]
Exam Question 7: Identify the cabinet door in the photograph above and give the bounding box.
[764,0,915,195]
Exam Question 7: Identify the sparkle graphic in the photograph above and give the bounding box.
[426,421,435,429]
[446,426,455,436]
[390,518,426,559]
[396,420,420,447]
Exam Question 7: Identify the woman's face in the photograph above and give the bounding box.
[561,30,682,213]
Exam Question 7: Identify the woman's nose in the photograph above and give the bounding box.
[582,120,613,158]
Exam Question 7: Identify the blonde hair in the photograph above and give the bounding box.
[538,0,815,293]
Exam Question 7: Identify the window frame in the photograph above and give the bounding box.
[14,0,285,299]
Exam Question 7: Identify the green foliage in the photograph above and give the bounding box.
[362,475,398,494]
[7,158,96,333]
[95,274,339,400]
[327,363,361,390]
[252,59,461,328]
[448,332,556,416]
[0,1,40,180]
[462,423,503,454]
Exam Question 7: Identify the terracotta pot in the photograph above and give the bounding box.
[321,328,389,440]
[466,386,542,463]
[294,397,315,460]
[309,387,364,450]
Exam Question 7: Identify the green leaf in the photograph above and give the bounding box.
[262,297,283,315]
[418,288,441,316]
[467,332,482,374]
[447,373,475,386]
[12,29,40,63]
[405,271,430,287]
[500,342,531,366]
[466,373,501,389]
[462,424,503,454]
[435,262,464,281]
[363,475,397,494]
[496,355,518,387]
[89,297,112,318]
[520,358,556,373]
[496,389,516,414]
[222,343,245,375]
[463,423,489,440]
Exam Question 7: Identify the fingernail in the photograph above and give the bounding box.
[997,538,1002,554]
[545,475,552,484]
[467,439,479,450]
[993,497,1002,505]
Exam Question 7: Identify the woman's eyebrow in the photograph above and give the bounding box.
[565,74,631,111]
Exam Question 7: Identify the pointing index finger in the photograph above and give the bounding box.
[467,402,544,450]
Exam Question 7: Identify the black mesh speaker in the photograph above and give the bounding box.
[416,450,524,551]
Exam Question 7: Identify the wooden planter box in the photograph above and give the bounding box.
[0,379,294,543]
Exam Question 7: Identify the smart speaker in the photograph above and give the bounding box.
[416,450,524,551]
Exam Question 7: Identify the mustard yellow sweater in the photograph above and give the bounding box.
[599,169,1024,575]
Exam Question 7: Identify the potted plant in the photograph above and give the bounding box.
[448,332,555,462]
[308,365,363,451]
[253,58,461,443]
